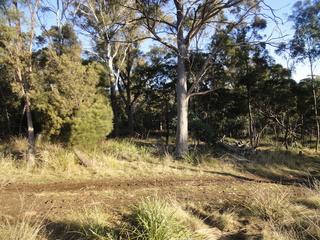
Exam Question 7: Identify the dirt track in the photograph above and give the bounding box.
[0,176,239,216]
[0,173,296,220]
[2,175,241,193]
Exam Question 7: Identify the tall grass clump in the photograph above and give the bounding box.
[300,179,320,209]
[98,139,154,163]
[61,207,115,240]
[211,211,238,232]
[128,199,195,240]
[0,217,43,240]
[244,185,320,239]
[243,187,296,224]
[263,221,301,240]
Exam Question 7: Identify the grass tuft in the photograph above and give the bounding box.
[0,216,43,240]
[211,211,238,232]
[61,206,115,240]
[242,187,294,223]
[263,221,302,240]
[128,198,197,240]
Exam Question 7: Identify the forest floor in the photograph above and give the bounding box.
[0,138,319,239]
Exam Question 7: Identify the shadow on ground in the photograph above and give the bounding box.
[237,148,320,187]
[44,219,119,240]
[126,138,320,188]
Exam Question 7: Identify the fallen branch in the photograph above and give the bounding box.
[74,149,93,168]
[217,141,255,158]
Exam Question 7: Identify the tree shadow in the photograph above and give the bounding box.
[128,137,216,155]
[236,148,320,187]
[110,138,320,188]
[43,219,118,240]
[218,231,262,240]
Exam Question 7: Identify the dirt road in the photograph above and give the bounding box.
[0,173,285,218]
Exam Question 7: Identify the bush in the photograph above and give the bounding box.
[70,95,113,147]
[189,118,218,144]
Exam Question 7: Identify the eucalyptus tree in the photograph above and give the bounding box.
[287,0,320,151]
[232,17,271,147]
[258,64,298,148]
[74,0,142,136]
[117,45,163,136]
[134,0,269,156]
[0,0,40,165]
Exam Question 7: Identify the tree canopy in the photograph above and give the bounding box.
[0,0,320,162]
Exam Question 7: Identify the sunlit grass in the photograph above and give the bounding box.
[127,198,203,240]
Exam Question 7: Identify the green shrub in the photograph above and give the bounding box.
[70,95,113,147]
[189,118,218,144]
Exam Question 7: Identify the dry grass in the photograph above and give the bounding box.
[211,211,238,232]
[126,198,206,240]
[56,206,116,240]
[0,216,44,240]
[242,187,295,223]
[242,144,320,181]
[1,137,320,239]
[44,199,211,240]
[263,221,302,240]
[0,137,241,184]
[240,184,320,239]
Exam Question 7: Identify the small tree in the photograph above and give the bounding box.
[70,95,113,147]
[34,24,112,142]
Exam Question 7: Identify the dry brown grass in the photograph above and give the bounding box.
[1,137,320,239]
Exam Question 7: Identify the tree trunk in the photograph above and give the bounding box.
[175,1,189,157]
[110,83,119,137]
[301,114,304,146]
[175,50,189,157]
[126,78,134,136]
[17,66,35,165]
[165,102,170,148]
[273,125,278,145]
[247,89,254,147]
[0,89,11,135]
[25,95,35,165]
[127,105,134,136]
[309,57,319,152]
[5,106,11,135]
[284,115,289,150]
[312,86,319,152]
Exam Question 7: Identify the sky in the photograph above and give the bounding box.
[38,0,319,82]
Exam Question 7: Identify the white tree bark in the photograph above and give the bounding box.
[176,45,189,156]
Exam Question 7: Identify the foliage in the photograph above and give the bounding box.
[1,0,320,153]
[288,0,320,62]
[69,95,113,147]
[189,116,218,144]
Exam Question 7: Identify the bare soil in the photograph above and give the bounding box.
[0,173,300,216]
[0,172,304,239]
